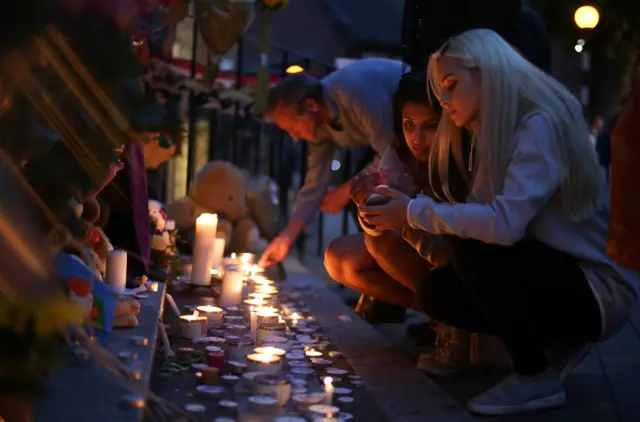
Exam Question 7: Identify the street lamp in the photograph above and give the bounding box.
[574,5,600,29]
[286,65,304,74]
[574,5,600,110]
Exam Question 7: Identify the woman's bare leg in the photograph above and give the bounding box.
[324,233,419,309]
[365,231,433,292]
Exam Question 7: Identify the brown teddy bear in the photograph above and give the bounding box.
[164,161,271,255]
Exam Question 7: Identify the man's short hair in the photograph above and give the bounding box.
[264,73,323,119]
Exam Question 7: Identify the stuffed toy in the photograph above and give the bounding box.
[80,197,112,275]
[164,161,273,255]
[66,197,142,329]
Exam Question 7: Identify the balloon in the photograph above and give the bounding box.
[194,0,256,83]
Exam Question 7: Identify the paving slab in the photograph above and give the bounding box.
[283,257,476,422]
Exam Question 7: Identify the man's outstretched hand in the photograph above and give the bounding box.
[258,235,293,268]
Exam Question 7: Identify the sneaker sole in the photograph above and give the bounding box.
[467,391,566,416]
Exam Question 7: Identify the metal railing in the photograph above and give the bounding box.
[182,35,354,262]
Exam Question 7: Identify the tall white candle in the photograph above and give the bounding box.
[219,269,243,307]
[324,377,334,405]
[250,307,258,340]
[105,250,127,293]
[192,213,218,286]
[210,237,226,268]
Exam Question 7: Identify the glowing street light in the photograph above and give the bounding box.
[286,65,304,74]
[574,5,600,29]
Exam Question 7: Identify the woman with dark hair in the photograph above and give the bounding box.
[324,71,470,374]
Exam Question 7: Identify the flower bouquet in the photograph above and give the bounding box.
[149,200,180,274]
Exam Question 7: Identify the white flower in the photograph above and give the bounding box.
[165,219,176,231]
[148,200,163,212]
[151,234,167,251]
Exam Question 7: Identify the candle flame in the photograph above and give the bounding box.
[231,253,237,260]
[193,311,199,318]
[324,376,333,386]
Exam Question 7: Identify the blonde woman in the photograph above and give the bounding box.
[360,29,640,416]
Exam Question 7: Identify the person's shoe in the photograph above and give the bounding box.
[417,325,470,376]
[546,341,593,380]
[467,369,565,416]
[354,295,406,323]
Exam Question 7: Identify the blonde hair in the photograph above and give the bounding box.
[427,29,607,221]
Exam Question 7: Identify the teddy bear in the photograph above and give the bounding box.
[164,160,272,256]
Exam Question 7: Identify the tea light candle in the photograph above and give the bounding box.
[225,323,248,335]
[221,374,239,387]
[288,360,312,369]
[311,358,333,370]
[223,315,245,325]
[146,281,159,292]
[307,404,340,419]
[292,393,325,413]
[243,298,267,319]
[290,367,315,379]
[195,385,225,401]
[286,352,305,361]
[227,360,248,376]
[246,353,281,374]
[248,292,273,303]
[225,337,255,362]
[211,237,226,268]
[324,377,334,405]
[253,373,291,406]
[105,250,127,293]
[179,313,207,339]
[219,268,243,306]
[199,297,216,307]
[197,305,223,328]
[326,368,348,376]
[259,336,289,349]
[254,346,286,358]
[257,310,280,325]
[192,213,218,286]
[337,396,354,411]
[305,349,322,359]
[130,336,149,347]
[248,395,278,414]
[239,253,256,265]
[257,322,286,342]
[253,285,278,295]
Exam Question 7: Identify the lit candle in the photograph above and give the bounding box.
[308,404,340,419]
[196,305,223,329]
[305,349,322,359]
[146,281,159,292]
[250,307,258,340]
[210,237,226,268]
[256,309,280,325]
[246,353,281,374]
[239,253,255,265]
[324,377,334,405]
[253,347,287,358]
[179,313,208,339]
[192,213,218,286]
[105,250,127,293]
[243,298,267,320]
[219,268,243,307]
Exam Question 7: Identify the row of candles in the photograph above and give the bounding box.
[175,257,357,420]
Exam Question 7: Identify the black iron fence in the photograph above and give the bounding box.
[180,36,354,261]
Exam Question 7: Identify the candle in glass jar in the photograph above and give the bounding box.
[256,309,280,325]
[196,305,223,329]
[105,250,127,293]
[206,345,225,370]
[192,213,218,286]
[180,313,208,339]
[246,353,281,374]
[219,268,243,307]
[253,285,278,295]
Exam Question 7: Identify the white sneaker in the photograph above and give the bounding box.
[417,325,470,376]
[467,370,566,416]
